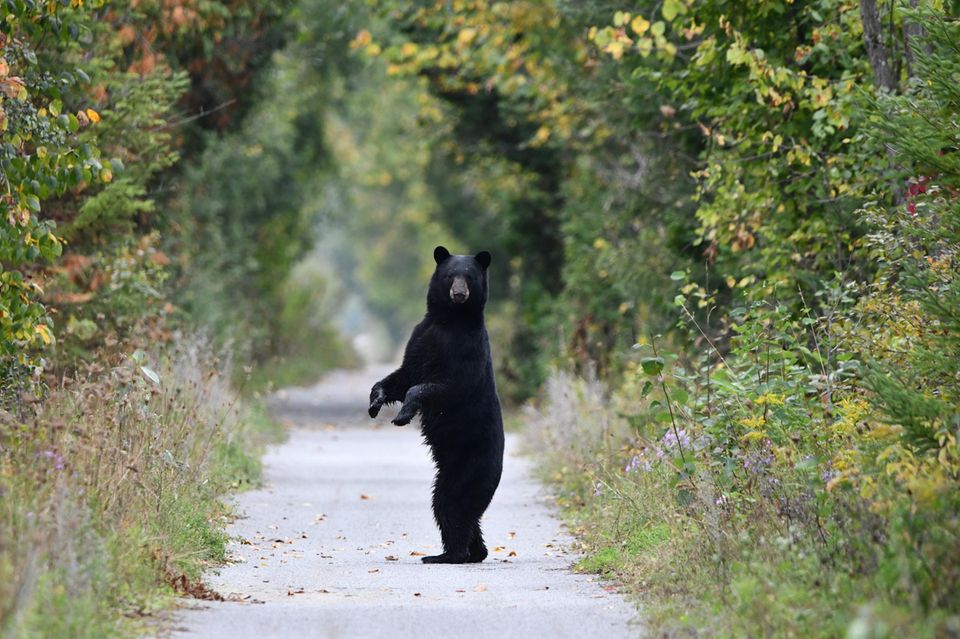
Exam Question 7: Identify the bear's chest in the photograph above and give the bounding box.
[419,324,488,376]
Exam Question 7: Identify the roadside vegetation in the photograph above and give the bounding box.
[1,2,354,637]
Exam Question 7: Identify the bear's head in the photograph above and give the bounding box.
[427,245,491,320]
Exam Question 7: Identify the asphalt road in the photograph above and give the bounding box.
[170,366,641,638]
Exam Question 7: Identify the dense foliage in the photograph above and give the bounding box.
[0,1,354,636]
[335,0,960,635]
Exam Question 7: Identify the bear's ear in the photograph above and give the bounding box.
[434,246,451,264]
[474,251,491,270]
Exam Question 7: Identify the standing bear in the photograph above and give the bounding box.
[368,246,504,564]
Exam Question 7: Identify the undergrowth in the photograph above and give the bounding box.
[0,340,281,638]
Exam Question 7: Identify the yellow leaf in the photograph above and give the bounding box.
[529,125,550,147]
[35,324,53,345]
[457,28,477,49]
[604,40,625,60]
[86,108,100,123]
[630,15,650,35]
[350,30,372,50]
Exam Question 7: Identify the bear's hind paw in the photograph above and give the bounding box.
[421,552,471,564]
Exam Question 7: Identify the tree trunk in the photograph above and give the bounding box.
[902,0,925,79]
[859,0,899,91]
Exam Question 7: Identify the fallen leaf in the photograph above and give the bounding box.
[455,589,466,593]
[507,532,516,539]
[409,551,426,556]
[287,588,305,596]
[474,584,487,592]
[508,551,517,557]
[368,568,380,574]
[360,493,373,500]
[413,592,422,597]
[385,555,398,561]
[492,546,505,552]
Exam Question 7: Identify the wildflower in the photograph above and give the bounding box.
[660,428,691,452]
[624,454,654,474]
[743,443,774,475]
[38,449,65,471]
[821,466,838,484]
[593,482,602,497]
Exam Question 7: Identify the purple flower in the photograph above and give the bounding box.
[38,450,65,471]
[660,428,691,453]
[743,441,774,475]
[593,482,602,497]
[821,467,838,484]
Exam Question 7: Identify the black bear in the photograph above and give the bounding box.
[368,246,504,564]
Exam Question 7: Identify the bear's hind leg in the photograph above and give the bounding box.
[466,522,487,563]
[423,475,472,564]
[422,513,471,564]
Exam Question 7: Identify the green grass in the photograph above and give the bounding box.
[575,524,670,576]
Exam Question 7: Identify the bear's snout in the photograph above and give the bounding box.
[450,276,470,304]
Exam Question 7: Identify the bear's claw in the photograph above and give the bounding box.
[391,405,416,426]
[368,385,386,418]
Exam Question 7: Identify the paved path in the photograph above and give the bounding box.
[171,366,641,638]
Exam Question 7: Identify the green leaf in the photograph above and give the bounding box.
[640,356,665,376]
[662,0,686,21]
[672,387,689,405]
[139,365,161,385]
[670,270,686,281]
[24,195,40,212]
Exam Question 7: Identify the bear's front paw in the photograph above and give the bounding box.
[368,384,386,418]
[391,403,417,426]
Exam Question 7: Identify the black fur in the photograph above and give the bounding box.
[369,246,504,564]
